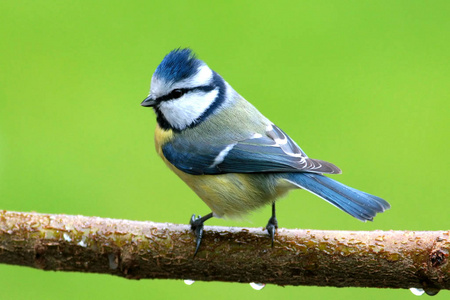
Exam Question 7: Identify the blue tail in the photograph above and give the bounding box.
[286,173,390,221]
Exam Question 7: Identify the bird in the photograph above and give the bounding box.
[141,48,390,256]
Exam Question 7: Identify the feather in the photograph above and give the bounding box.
[285,173,390,221]
[162,124,341,175]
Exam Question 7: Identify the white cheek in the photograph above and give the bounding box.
[159,89,219,130]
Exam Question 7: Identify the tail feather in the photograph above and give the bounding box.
[286,173,390,221]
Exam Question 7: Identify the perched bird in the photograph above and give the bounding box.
[141,48,390,255]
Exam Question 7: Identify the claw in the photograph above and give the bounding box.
[265,203,278,247]
[189,213,213,256]
[265,215,278,247]
[190,215,204,256]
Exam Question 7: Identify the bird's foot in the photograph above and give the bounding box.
[265,215,278,247]
[189,214,205,256]
[189,213,213,256]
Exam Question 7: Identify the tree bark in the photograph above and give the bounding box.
[0,211,448,294]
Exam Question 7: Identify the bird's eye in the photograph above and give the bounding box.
[172,89,184,99]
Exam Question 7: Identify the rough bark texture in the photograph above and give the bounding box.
[0,211,448,294]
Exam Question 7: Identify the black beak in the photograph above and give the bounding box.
[141,95,156,107]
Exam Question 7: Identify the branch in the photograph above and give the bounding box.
[0,211,448,294]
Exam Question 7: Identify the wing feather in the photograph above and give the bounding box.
[162,124,341,175]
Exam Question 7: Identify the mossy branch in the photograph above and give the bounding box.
[0,211,448,293]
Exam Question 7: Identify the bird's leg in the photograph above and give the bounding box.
[189,212,214,256]
[265,202,278,247]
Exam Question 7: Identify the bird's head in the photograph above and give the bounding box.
[142,48,226,131]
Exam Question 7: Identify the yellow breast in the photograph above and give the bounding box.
[154,124,193,179]
[154,124,174,158]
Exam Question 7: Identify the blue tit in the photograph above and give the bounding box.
[141,48,390,255]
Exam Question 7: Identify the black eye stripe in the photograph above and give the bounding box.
[164,88,185,100]
[155,86,215,103]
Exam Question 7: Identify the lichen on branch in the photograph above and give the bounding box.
[0,211,448,293]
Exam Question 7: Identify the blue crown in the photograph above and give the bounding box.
[154,48,203,82]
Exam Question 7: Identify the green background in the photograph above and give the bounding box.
[1,1,449,299]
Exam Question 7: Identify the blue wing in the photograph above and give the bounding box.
[163,124,341,175]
